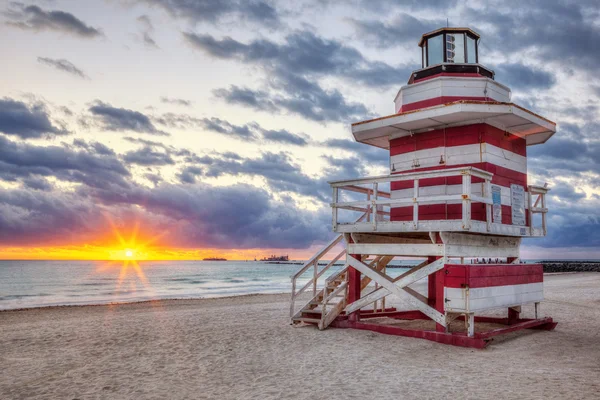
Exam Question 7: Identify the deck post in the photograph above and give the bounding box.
[427,233,446,332]
[347,234,362,322]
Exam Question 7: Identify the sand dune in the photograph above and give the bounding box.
[1,272,599,399]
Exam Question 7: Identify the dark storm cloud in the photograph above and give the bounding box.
[0,98,67,139]
[261,128,308,146]
[183,151,324,200]
[156,112,310,145]
[200,117,259,141]
[141,0,279,27]
[160,97,192,107]
[0,135,130,190]
[177,166,203,184]
[186,30,408,122]
[464,0,600,73]
[21,176,53,191]
[493,63,556,90]
[119,183,330,249]
[9,174,325,249]
[5,5,103,38]
[213,82,371,123]
[527,184,600,249]
[72,139,116,156]
[89,101,169,136]
[182,150,376,202]
[37,57,88,79]
[347,13,445,48]
[212,86,276,112]
[123,146,175,166]
[184,31,408,87]
[357,0,459,10]
[323,138,389,165]
[0,188,106,246]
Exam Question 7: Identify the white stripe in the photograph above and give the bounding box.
[444,283,544,312]
[391,184,519,207]
[395,77,511,112]
[390,143,527,175]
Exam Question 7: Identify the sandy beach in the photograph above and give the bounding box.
[1,272,599,400]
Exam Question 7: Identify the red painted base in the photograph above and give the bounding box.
[329,313,557,349]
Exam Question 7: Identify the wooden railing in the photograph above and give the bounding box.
[289,213,366,318]
[329,167,549,237]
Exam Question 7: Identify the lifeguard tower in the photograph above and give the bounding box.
[290,28,557,348]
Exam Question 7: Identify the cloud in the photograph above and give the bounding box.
[199,117,259,141]
[160,97,192,107]
[347,13,445,49]
[141,0,280,27]
[493,63,556,90]
[185,30,410,122]
[212,86,276,112]
[0,98,67,139]
[357,0,459,10]
[322,138,389,165]
[261,128,308,146]
[5,5,103,39]
[137,15,158,48]
[73,139,116,156]
[123,146,175,166]
[177,166,203,184]
[156,113,310,145]
[213,82,371,123]
[464,1,600,73]
[89,101,169,136]
[0,135,130,190]
[184,31,408,87]
[37,57,88,79]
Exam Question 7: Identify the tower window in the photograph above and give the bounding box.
[427,34,443,66]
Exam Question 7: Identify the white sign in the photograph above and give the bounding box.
[511,184,526,226]
[492,185,502,223]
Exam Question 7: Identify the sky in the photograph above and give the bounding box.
[0,0,598,260]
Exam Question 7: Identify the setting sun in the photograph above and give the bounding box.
[125,249,134,258]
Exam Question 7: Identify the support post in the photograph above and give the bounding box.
[347,262,361,322]
[506,256,520,324]
[462,172,472,230]
[347,235,361,322]
[332,187,338,231]
[427,233,446,332]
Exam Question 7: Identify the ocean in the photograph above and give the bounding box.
[0,260,414,310]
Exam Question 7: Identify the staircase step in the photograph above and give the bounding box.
[302,309,322,314]
[294,317,321,324]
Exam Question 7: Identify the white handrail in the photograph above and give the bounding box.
[290,212,367,318]
[329,167,549,238]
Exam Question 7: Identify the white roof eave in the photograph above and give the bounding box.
[351,102,556,149]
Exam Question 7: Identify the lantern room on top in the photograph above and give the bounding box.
[420,27,480,67]
[413,27,494,83]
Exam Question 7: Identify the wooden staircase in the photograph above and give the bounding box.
[291,255,393,330]
[291,267,348,330]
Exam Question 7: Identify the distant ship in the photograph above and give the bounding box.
[203,257,227,261]
[260,255,289,262]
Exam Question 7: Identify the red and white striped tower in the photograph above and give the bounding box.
[290,28,557,348]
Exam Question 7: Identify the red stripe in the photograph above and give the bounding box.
[389,124,527,157]
[444,264,543,288]
[445,275,543,288]
[412,72,486,84]
[390,162,527,190]
[446,264,543,278]
[390,204,527,226]
[399,96,488,112]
